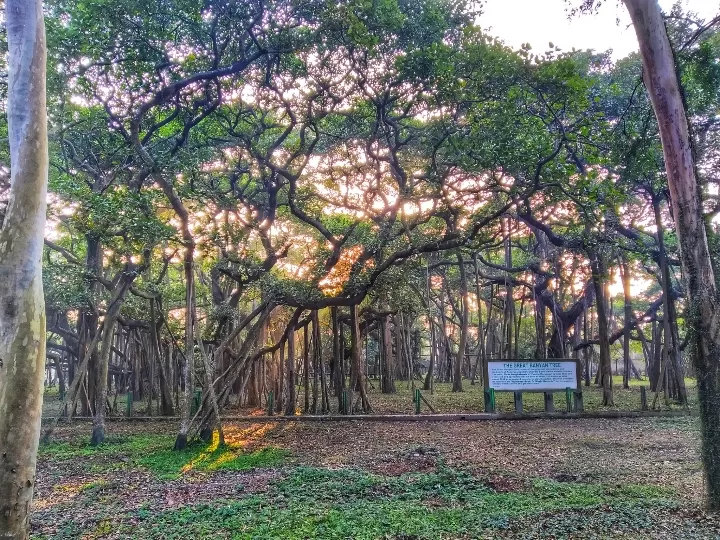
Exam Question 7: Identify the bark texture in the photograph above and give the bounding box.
[0,0,48,536]
[624,0,720,508]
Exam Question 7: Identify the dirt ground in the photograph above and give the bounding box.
[32,415,710,539]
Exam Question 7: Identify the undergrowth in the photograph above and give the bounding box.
[38,434,288,479]
[122,465,677,539]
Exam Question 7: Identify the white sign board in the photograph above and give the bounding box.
[487,361,579,391]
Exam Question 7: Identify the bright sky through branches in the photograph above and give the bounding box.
[481,0,718,60]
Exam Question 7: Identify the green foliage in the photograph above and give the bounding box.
[122,465,675,539]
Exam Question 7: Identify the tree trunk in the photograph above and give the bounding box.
[503,224,515,358]
[349,305,370,413]
[152,300,174,416]
[590,252,613,405]
[620,258,632,389]
[625,0,720,506]
[81,236,102,417]
[285,327,296,416]
[471,254,486,384]
[91,274,134,445]
[381,315,396,393]
[304,323,310,413]
[174,243,195,450]
[197,327,224,447]
[652,196,688,403]
[453,253,467,392]
[0,0,48,535]
[331,307,343,409]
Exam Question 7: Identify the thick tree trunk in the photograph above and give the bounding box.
[0,0,48,535]
[625,0,720,507]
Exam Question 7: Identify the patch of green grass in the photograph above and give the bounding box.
[38,434,288,479]
[78,479,110,493]
[367,379,698,414]
[38,434,168,460]
[138,445,289,479]
[123,465,677,539]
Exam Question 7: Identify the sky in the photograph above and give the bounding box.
[480,0,719,60]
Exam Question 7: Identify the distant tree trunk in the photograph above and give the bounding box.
[276,338,285,414]
[652,196,688,403]
[91,274,134,445]
[534,290,547,360]
[152,300,175,416]
[331,308,344,410]
[471,254,486,384]
[174,242,195,450]
[437,283,451,382]
[381,315,396,393]
[81,236,102,417]
[56,354,66,399]
[620,258,632,389]
[502,224,515,358]
[349,305,370,413]
[303,324,310,413]
[453,252,467,392]
[312,311,328,413]
[285,327,296,416]
[590,252,613,405]
[424,313,435,391]
[650,321,662,391]
[0,0,48,535]
[197,326,224,447]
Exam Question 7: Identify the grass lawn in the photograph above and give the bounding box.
[32,415,716,539]
[42,375,697,419]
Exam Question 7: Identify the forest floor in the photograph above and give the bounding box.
[32,414,719,539]
[42,376,697,418]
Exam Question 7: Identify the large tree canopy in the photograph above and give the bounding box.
[3,0,720,530]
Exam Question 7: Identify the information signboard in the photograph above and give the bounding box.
[486,360,580,391]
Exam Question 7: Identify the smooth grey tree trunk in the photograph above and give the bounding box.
[0,0,48,536]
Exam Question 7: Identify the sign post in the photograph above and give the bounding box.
[485,359,582,413]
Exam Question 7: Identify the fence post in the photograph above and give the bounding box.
[565,387,573,412]
[543,391,554,413]
[267,391,274,416]
[640,386,648,411]
[414,389,421,415]
[126,391,133,418]
[574,390,584,412]
[514,391,523,414]
[484,388,496,413]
